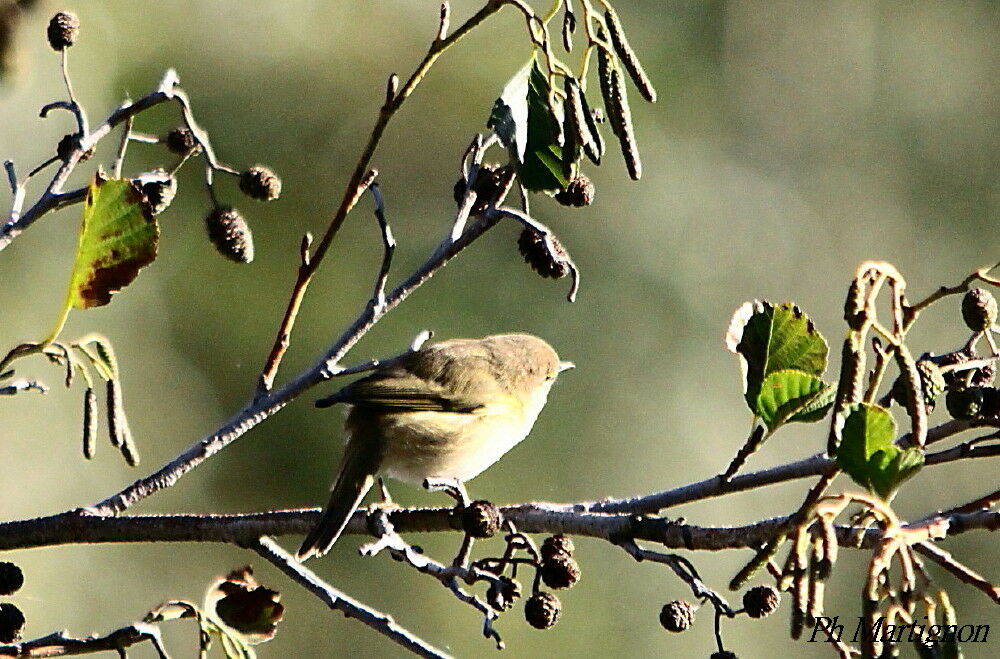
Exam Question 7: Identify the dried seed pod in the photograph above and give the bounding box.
[597,38,641,180]
[981,387,1000,417]
[460,500,502,538]
[540,534,575,561]
[46,11,78,50]
[539,555,581,590]
[659,600,695,632]
[517,228,571,279]
[0,603,24,643]
[486,576,521,612]
[132,169,177,215]
[962,288,997,332]
[524,591,561,630]
[205,206,255,263]
[555,174,595,208]
[945,386,983,420]
[604,8,657,103]
[742,585,780,619]
[82,386,97,459]
[890,358,945,411]
[56,134,94,162]
[164,126,198,155]
[0,562,23,596]
[239,165,282,201]
[454,163,515,214]
[970,362,996,388]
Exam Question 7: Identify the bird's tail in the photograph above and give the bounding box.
[297,438,378,560]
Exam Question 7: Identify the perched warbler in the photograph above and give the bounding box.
[297,333,571,559]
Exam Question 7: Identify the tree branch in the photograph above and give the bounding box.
[0,624,169,658]
[0,505,994,555]
[251,536,451,659]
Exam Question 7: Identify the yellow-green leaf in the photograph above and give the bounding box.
[66,173,158,309]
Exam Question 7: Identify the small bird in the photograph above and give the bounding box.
[297,333,572,560]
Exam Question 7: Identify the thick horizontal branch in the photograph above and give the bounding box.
[0,504,994,554]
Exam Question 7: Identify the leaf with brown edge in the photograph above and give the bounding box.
[206,566,284,645]
[66,173,159,309]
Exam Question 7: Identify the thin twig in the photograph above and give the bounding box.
[0,624,169,658]
[251,536,451,659]
[368,181,395,313]
[2,70,179,250]
[255,169,378,394]
[914,541,1000,605]
[112,113,133,179]
[255,1,508,392]
[360,509,505,649]
[617,538,734,615]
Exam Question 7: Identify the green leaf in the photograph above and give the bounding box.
[726,301,828,415]
[755,369,830,431]
[65,173,158,310]
[487,58,569,192]
[789,381,835,423]
[488,61,530,162]
[837,403,924,498]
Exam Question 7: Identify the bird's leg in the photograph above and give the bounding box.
[364,478,399,523]
[377,477,394,504]
[422,477,470,508]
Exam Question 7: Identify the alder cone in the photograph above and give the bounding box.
[205,207,254,263]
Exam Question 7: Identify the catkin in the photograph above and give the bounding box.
[607,65,642,180]
[604,8,657,103]
[561,80,581,179]
[566,79,603,167]
[83,387,97,459]
[579,86,604,165]
[106,379,122,448]
[106,378,139,466]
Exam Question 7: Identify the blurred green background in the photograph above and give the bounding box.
[1,1,997,656]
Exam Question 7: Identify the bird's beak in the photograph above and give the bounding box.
[558,361,576,373]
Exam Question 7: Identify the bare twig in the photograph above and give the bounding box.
[255,1,508,392]
[251,536,451,659]
[0,624,169,658]
[255,168,379,394]
[914,541,1000,605]
[1,70,210,251]
[360,509,505,649]
[617,537,735,615]
[367,181,395,313]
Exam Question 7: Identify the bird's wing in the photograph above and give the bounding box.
[317,370,485,413]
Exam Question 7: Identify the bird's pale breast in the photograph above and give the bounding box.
[352,380,554,485]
